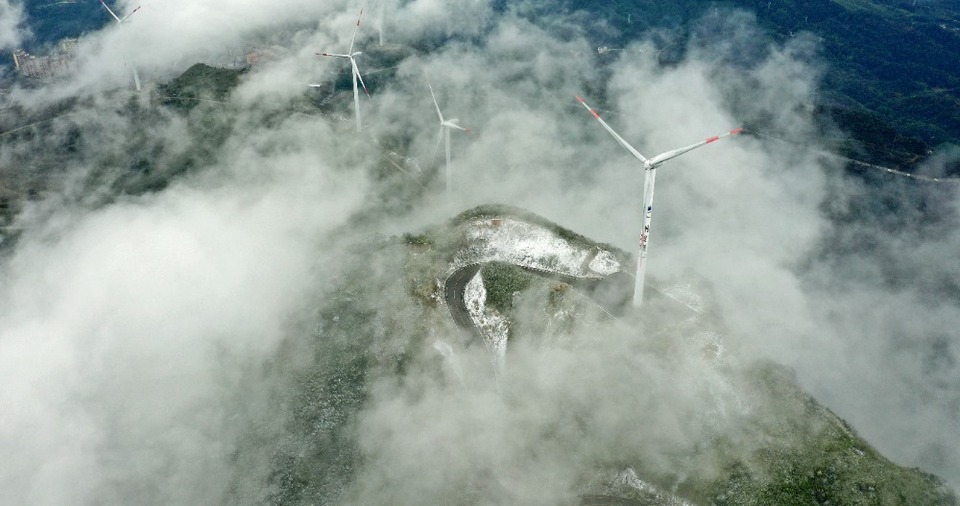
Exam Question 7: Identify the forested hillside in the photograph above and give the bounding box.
[6,0,960,177]
[13,1,960,165]
[19,0,106,48]
[562,0,960,170]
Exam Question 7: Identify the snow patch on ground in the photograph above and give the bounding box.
[450,218,621,279]
[463,269,509,357]
[441,215,627,358]
[595,467,696,506]
[588,249,621,276]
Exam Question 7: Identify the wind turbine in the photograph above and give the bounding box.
[99,0,142,91]
[427,77,471,193]
[575,95,742,307]
[317,9,369,132]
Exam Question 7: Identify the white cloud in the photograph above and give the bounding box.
[0,1,25,50]
[2,1,958,502]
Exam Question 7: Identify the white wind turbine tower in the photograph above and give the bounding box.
[100,0,142,91]
[317,9,369,132]
[576,95,742,307]
[427,77,471,193]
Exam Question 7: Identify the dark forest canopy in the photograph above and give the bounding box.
[562,0,960,150]
[8,0,960,169]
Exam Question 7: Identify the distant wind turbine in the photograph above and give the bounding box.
[100,0,142,91]
[317,9,369,132]
[427,76,471,193]
[576,95,742,306]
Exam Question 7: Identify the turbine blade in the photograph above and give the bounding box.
[426,78,444,122]
[317,52,350,58]
[646,127,743,167]
[377,3,384,45]
[119,5,141,23]
[99,0,122,23]
[131,65,141,91]
[348,9,364,55]
[351,58,370,97]
[575,95,649,164]
[446,122,470,133]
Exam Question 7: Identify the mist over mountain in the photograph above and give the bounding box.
[1,0,959,504]
[6,0,959,166]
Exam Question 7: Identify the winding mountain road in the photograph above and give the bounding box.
[443,262,634,346]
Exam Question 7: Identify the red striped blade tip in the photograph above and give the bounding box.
[575,96,601,118]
